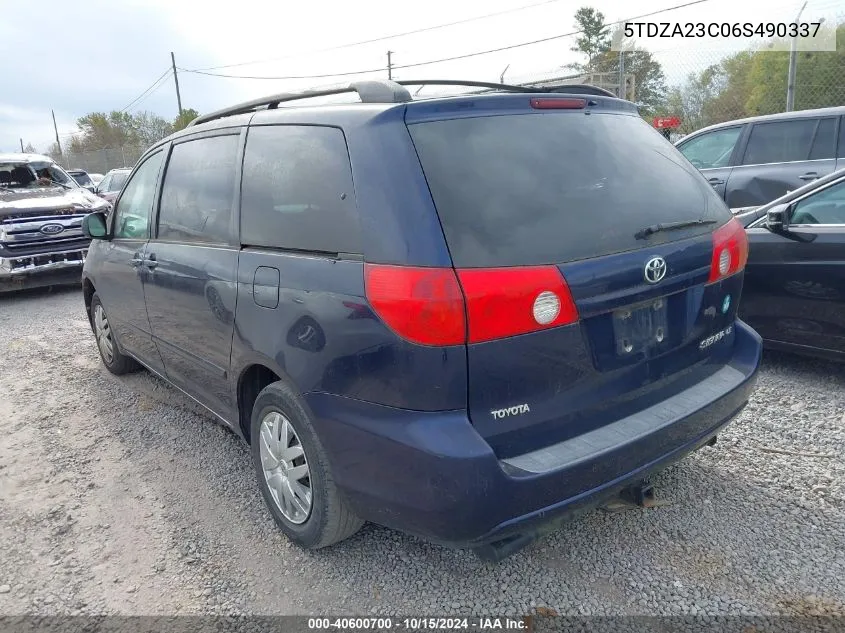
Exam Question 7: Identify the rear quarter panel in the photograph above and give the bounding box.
[229,250,467,412]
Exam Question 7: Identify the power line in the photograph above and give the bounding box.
[119,68,172,113]
[191,0,568,72]
[125,72,173,112]
[121,69,172,112]
[181,0,713,81]
[393,0,714,72]
[179,66,385,81]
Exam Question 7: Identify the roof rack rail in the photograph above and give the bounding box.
[188,79,413,127]
[397,79,548,93]
[537,84,617,97]
[395,79,616,98]
[186,78,618,128]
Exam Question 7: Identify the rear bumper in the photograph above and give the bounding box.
[306,319,762,546]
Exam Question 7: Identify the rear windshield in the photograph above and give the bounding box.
[408,112,730,268]
[72,173,92,186]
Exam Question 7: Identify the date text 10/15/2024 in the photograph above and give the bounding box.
[308,617,528,631]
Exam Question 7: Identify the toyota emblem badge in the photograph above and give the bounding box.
[644,256,667,284]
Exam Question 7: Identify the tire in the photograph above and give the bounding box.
[90,292,140,375]
[251,381,363,549]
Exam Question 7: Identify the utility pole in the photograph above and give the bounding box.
[618,50,626,99]
[387,51,393,80]
[171,51,183,116]
[51,109,62,156]
[786,0,807,112]
[19,138,24,152]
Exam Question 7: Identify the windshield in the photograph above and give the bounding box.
[408,112,731,268]
[0,161,78,190]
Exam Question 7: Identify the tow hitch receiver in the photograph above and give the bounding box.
[602,479,664,513]
[619,479,657,507]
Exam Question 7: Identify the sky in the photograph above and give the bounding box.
[1,0,841,153]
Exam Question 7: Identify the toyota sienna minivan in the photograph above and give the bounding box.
[80,80,762,559]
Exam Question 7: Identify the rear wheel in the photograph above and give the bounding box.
[251,381,363,549]
[90,292,139,375]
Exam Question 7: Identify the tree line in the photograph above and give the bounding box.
[45,108,199,160]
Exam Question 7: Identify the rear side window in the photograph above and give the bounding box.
[409,112,730,268]
[240,125,361,254]
[742,119,816,165]
[158,134,239,244]
[808,118,836,160]
[677,127,742,169]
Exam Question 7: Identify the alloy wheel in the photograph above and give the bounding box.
[259,411,312,524]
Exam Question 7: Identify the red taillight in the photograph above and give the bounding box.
[364,264,466,346]
[708,218,749,283]
[365,264,579,346]
[530,98,586,110]
[457,266,579,344]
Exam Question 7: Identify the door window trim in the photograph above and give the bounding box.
[729,157,838,170]
[150,128,246,247]
[110,148,167,241]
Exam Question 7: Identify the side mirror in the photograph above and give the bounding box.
[765,204,789,232]
[82,212,108,239]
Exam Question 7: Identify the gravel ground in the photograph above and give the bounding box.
[0,286,844,617]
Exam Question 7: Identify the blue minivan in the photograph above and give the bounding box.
[80,80,762,559]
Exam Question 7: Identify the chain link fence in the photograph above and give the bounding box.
[54,145,146,176]
[652,34,845,136]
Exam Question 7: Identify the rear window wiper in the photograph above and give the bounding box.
[635,218,717,240]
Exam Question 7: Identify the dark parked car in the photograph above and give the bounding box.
[80,79,761,559]
[737,168,845,361]
[0,153,109,292]
[67,168,95,192]
[675,107,845,211]
[95,168,130,203]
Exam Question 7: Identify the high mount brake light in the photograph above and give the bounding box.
[530,98,586,110]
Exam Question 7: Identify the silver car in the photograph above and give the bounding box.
[675,106,845,211]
